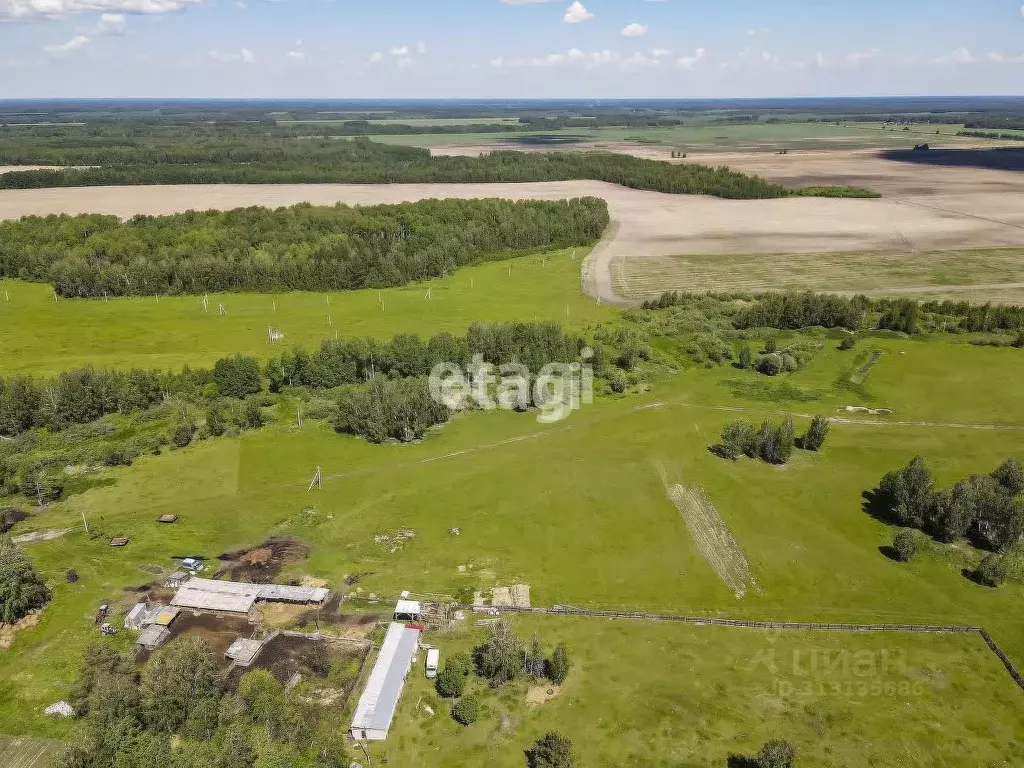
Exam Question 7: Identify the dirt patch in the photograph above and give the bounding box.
[491,584,531,608]
[225,633,343,690]
[136,611,257,665]
[293,594,381,637]
[218,536,310,583]
[12,528,68,545]
[0,611,41,650]
[662,473,759,599]
[526,684,561,707]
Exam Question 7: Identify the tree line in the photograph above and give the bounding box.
[1,197,608,297]
[644,290,1024,335]
[0,133,874,199]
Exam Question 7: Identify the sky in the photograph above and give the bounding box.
[1,0,1024,99]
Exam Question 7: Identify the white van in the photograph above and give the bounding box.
[425,648,440,679]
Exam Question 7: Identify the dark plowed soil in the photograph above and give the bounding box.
[136,611,258,666]
[217,537,310,583]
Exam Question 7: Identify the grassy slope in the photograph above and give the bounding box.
[2,260,1024,763]
[0,248,613,377]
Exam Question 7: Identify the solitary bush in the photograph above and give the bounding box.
[892,530,917,562]
[171,422,194,448]
[436,654,471,698]
[753,353,783,376]
[838,335,857,350]
[975,553,1007,587]
[799,416,830,451]
[738,345,753,369]
[756,739,796,768]
[547,643,570,685]
[526,732,576,768]
[451,695,479,726]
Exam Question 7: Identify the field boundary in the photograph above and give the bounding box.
[459,604,1024,694]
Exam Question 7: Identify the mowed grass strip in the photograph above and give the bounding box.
[612,247,1024,302]
[382,616,1024,768]
[0,734,60,768]
[0,247,614,377]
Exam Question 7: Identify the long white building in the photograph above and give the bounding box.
[350,622,421,740]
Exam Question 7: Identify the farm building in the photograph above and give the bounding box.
[170,577,329,614]
[136,625,171,650]
[350,622,421,741]
[125,603,181,631]
[225,638,265,667]
[393,599,421,622]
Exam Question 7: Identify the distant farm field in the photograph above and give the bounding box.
[0,734,60,767]
[612,247,1024,303]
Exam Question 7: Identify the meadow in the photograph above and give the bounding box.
[0,248,614,376]
[3,228,1024,765]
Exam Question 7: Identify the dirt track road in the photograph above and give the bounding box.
[2,151,1024,304]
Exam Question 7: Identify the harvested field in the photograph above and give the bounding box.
[612,247,1024,303]
[218,536,310,583]
[664,482,759,599]
[2,149,1024,305]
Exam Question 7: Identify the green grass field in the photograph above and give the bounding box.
[0,248,613,377]
[2,244,1024,764]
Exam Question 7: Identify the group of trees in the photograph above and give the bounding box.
[1,198,609,297]
[57,638,349,768]
[714,415,830,465]
[335,377,450,443]
[732,292,868,331]
[0,535,51,624]
[737,338,820,376]
[872,457,1024,583]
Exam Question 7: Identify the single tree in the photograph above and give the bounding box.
[526,634,546,679]
[799,416,830,451]
[474,620,524,688]
[991,458,1024,496]
[717,421,755,460]
[738,345,753,369]
[877,456,933,528]
[764,337,777,354]
[436,660,468,698]
[526,732,576,768]
[547,643,570,685]
[975,553,1008,587]
[892,530,917,562]
[838,335,857,351]
[0,534,52,624]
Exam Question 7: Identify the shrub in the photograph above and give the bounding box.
[764,338,777,353]
[991,458,1024,496]
[757,739,796,768]
[738,345,753,369]
[436,660,468,698]
[754,353,783,376]
[473,620,524,688]
[451,695,479,726]
[243,401,265,429]
[0,535,52,623]
[838,335,857,350]
[893,530,917,562]
[171,422,194,448]
[526,732,576,768]
[975,553,1007,587]
[205,407,226,437]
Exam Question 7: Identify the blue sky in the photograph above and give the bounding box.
[1,0,1024,98]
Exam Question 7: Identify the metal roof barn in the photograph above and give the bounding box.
[350,622,421,741]
[170,578,329,614]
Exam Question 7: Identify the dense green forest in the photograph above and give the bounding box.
[0,131,874,198]
[0,197,608,297]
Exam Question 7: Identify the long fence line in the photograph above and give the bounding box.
[457,604,1024,694]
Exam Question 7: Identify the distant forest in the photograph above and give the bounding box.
[0,130,874,199]
[0,197,609,297]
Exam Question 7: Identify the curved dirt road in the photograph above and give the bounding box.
[2,173,1024,305]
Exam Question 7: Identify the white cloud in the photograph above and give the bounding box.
[415,41,426,54]
[286,50,307,61]
[44,34,90,53]
[746,27,771,37]
[97,11,125,33]
[563,0,592,23]
[390,45,409,56]
[490,46,664,71]
[814,50,827,68]
[677,47,706,69]
[208,47,255,64]
[369,51,383,63]
[845,48,880,66]
[396,56,415,69]
[987,51,1024,64]
[1,0,202,21]
[651,48,671,58]
[235,0,245,7]
[620,22,646,37]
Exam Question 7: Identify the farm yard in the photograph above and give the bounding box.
[1,98,1024,768]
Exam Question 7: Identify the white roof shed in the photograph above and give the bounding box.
[350,622,421,741]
